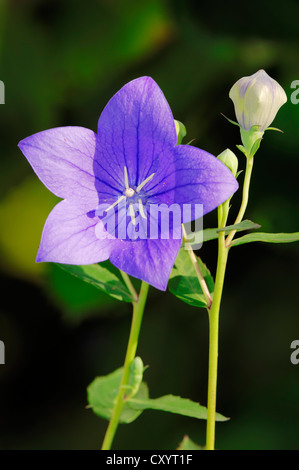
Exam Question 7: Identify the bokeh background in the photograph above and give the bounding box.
[0,0,298,450]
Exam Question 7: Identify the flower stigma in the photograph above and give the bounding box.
[105,166,155,225]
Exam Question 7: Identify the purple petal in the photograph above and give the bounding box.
[110,235,182,291]
[151,145,239,222]
[37,199,113,264]
[95,77,177,207]
[18,127,99,207]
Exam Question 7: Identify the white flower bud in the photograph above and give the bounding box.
[229,69,287,131]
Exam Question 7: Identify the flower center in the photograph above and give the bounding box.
[105,166,155,226]
[124,187,135,198]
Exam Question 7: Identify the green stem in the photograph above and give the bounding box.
[225,155,254,246]
[205,206,228,450]
[101,281,149,450]
[205,154,254,450]
[119,270,138,303]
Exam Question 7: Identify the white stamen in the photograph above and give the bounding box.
[138,198,147,219]
[124,166,130,190]
[105,195,126,211]
[136,172,155,193]
[129,203,136,225]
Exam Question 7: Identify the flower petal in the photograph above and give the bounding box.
[18,127,99,206]
[151,145,239,222]
[37,199,112,264]
[110,235,182,291]
[95,76,177,207]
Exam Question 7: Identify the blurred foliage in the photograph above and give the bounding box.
[0,0,298,450]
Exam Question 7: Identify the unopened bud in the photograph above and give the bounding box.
[175,120,187,145]
[229,69,287,132]
[217,148,238,177]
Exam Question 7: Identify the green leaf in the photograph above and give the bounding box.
[231,231,299,247]
[217,220,261,233]
[177,435,204,450]
[199,219,261,243]
[128,394,227,422]
[168,248,214,308]
[58,261,133,302]
[88,361,227,425]
[87,366,149,424]
[47,264,117,322]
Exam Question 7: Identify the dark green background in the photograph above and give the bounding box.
[0,0,298,450]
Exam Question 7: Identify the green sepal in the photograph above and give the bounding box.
[249,137,262,158]
[236,144,247,157]
[240,126,264,158]
[221,113,240,127]
[264,127,284,133]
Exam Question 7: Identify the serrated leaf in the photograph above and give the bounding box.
[58,261,133,302]
[128,394,227,422]
[231,231,299,247]
[87,367,149,424]
[168,248,214,308]
[177,435,204,450]
[196,219,261,243]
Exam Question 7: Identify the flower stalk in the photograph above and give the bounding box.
[205,149,255,450]
[205,205,228,450]
[101,281,149,450]
[226,155,254,247]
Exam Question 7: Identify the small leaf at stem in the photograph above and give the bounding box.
[192,219,261,244]
[231,231,299,247]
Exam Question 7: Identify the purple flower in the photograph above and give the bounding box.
[18,77,238,291]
